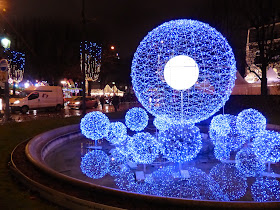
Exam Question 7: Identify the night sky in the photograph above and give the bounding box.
[3,0,280,82]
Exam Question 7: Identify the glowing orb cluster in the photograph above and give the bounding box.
[130,132,160,164]
[251,177,280,202]
[253,130,280,163]
[115,135,133,157]
[158,124,202,163]
[235,146,265,177]
[131,19,237,123]
[210,163,248,201]
[80,150,109,179]
[125,107,149,131]
[80,111,110,140]
[214,143,230,161]
[236,108,266,138]
[106,122,127,144]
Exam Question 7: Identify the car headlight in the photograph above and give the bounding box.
[75,102,80,105]
[13,100,20,104]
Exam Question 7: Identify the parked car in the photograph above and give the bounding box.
[10,86,64,113]
[68,96,98,109]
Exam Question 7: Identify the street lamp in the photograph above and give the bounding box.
[0,37,10,121]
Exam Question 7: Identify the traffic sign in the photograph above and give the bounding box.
[0,59,8,71]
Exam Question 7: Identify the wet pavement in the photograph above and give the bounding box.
[1,102,141,123]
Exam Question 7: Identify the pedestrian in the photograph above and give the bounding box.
[112,95,119,112]
[100,95,105,109]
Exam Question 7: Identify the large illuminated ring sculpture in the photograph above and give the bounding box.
[131,19,237,123]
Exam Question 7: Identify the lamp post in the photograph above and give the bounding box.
[0,37,11,122]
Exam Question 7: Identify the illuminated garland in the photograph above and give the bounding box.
[236,108,266,138]
[158,124,202,163]
[106,122,127,144]
[130,132,160,164]
[251,177,280,202]
[253,130,280,163]
[80,150,109,179]
[80,111,110,140]
[235,146,266,177]
[210,163,248,201]
[80,41,102,82]
[131,19,236,123]
[125,107,149,131]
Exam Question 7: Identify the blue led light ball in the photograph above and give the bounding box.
[214,142,231,161]
[115,135,133,157]
[209,114,247,152]
[80,150,109,179]
[153,115,171,131]
[131,19,237,123]
[158,124,202,163]
[125,107,149,131]
[235,146,266,177]
[253,130,280,163]
[106,122,127,144]
[130,132,160,164]
[108,149,126,177]
[80,111,110,140]
[210,163,248,201]
[236,108,266,138]
[251,177,280,202]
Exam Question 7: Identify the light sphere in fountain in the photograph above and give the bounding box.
[80,150,110,179]
[253,130,280,163]
[130,132,160,164]
[236,108,266,138]
[80,111,110,140]
[106,122,127,144]
[210,163,248,201]
[125,107,149,131]
[131,19,237,123]
[251,177,280,202]
[158,124,202,163]
[153,115,171,131]
[235,146,266,177]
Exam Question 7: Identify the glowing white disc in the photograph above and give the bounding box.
[164,55,199,90]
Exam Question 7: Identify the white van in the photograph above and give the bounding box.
[10,86,64,113]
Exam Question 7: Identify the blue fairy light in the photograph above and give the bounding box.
[80,111,110,140]
[130,132,160,164]
[236,108,266,138]
[210,163,248,201]
[80,150,109,179]
[114,167,137,192]
[253,130,280,163]
[131,19,237,123]
[125,107,149,131]
[235,146,266,177]
[251,177,280,202]
[209,114,231,139]
[106,122,127,144]
[158,124,202,163]
[153,115,171,131]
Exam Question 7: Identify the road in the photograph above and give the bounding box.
[2,102,140,123]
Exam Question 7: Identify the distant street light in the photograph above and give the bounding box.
[110,46,115,50]
[1,38,10,49]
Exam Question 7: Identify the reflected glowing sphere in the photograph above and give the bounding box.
[131,19,236,123]
[80,150,109,179]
